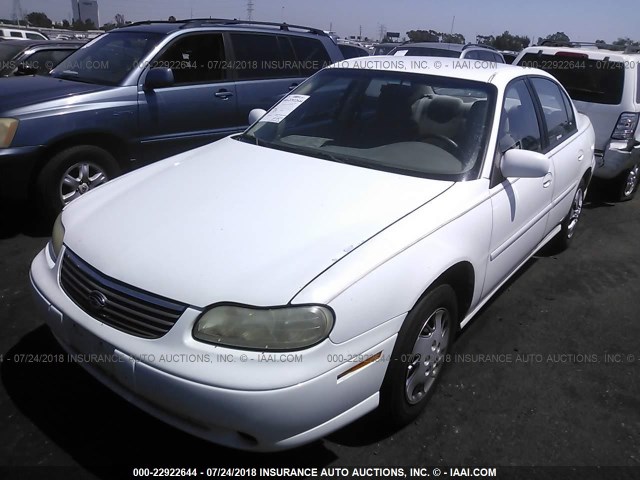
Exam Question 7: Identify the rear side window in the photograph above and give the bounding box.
[530,77,577,150]
[289,36,331,75]
[397,47,460,58]
[26,33,44,40]
[518,53,624,105]
[10,32,22,38]
[231,33,286,80]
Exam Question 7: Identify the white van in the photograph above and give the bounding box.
[0,27,48,41]
[515,41,640,201]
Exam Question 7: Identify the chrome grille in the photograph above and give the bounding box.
[60,250,187,339]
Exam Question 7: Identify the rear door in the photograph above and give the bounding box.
[230,33,331,128]
[529,76,583,230]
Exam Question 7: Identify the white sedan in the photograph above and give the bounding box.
[30,58,595,451]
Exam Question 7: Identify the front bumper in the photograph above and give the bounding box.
[594,141,640,179]
[30,247,399,451]
[0,145,42,199]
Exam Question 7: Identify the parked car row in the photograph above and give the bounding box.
[0,16,633,453]
[27,17,600,451]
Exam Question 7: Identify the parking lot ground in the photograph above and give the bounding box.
[0,186,639,479]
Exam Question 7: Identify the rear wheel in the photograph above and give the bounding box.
[380,284,458,427]
[615,163,639,202]
[554,178,585,251]
[36,145,119,219]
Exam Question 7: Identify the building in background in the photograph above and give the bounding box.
[71,0,100,27]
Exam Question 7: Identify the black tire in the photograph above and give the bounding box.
[554,178,586,251]
[379,284,458,427]
[614,163,639,202]
[36,145,119,220]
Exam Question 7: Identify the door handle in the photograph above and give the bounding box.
[543,172,553,188]
[288,83,299,91]
[577,150,584,161]
[215,89,233,99]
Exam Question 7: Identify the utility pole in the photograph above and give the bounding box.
[12,0,24,25]
[247,0,255,21]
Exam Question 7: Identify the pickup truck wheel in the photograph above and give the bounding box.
[554,178,585,251]
[380,284,457,427]
[616,163,639,202]
[37,145,119,218]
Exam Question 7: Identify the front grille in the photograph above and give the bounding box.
[60,250,188,339]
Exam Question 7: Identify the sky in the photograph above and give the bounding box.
[1,0,636,44]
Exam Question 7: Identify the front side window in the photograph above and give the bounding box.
[500,79,542,152]
[154,34,225,85]
[239,69,495,181]
[52,31,163,85]
[531,77,576,149]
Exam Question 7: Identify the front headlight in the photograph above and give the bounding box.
[193,304,334,351]
[48,213,65,262]
[0,118,19,148]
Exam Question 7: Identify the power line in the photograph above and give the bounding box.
[247,0,254,21]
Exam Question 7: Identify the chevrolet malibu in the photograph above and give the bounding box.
[30,58,595,451]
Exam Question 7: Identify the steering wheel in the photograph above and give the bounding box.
[421,134,460,156]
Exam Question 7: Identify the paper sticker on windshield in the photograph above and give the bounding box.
[261,95,310,123]
[394,50,408,56]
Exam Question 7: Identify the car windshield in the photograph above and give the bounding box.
[392,47,461,58]
[240,68,495,181]
[51,31,163,85]
[518,53,625,105]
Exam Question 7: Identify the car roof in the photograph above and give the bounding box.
[399,42,466,51]
[521,44,640,60]
[332,55,551,85]
[0,38,83,48]
[115,18,329,38]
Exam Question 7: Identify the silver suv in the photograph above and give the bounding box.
[515,41,640,200]
[390,42,506,63]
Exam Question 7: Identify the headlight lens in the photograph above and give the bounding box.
[193,305,334,350]
[49,213,65,262]
[0,118,19,148]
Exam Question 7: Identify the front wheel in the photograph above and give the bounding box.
[380,284,458,427]
[36,145,119,219]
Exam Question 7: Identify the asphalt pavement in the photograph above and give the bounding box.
[0,185,639,480]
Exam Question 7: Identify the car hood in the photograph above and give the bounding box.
[0,75,109,112]
[63,137,454,308]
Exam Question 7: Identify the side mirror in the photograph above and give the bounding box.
[15,63,38,76]
[144,67,174,90]
[501,148,550,178]
[248,108,267,125]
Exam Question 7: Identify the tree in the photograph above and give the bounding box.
[25,12,53,28]
[613,37,639,47]
[62,19,70,29]
[168,16,177,22]
[537,32,570,45]
[476,34,495,46]
[406,29,440,43]
[115,13,126,27]
[442,33,465,44]
[101,22,117,31]
[493,31,530,51]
